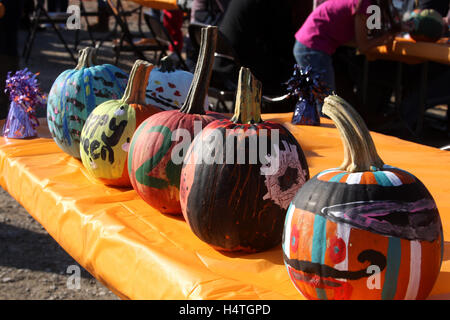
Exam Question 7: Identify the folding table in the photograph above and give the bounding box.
[0,114,449,299]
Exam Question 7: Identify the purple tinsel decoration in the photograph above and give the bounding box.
[286,65,330,126]
[2,68,47,139]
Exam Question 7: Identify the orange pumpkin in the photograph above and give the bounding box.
[283,95,443,300]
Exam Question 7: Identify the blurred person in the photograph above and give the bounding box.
[186,0,231,72]
[47,0,68,12]
[163,9,184,53]
[190,0,231,25]
[293,0,399,106]
[0,0,24,119]
[212,0,312,103]
[145,8,184,53]
[91,0,111,33]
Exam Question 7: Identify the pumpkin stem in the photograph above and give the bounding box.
[122,60,154,105]
[231,67,262,124]
[322,95,384,172]
[180,26,217,115]
[75,47,97,70]
[159,56,176,73]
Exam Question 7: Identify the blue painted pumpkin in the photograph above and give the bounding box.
[47,47,128,158]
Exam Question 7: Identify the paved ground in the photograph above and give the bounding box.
[0,0,142,300]
[0,0,448,300]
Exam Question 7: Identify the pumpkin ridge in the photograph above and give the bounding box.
[60,70,79,146]
[103,66,125,93]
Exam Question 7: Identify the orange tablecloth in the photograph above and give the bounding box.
[366,37,450,65]
[129,0,178,10]
[1,114,449,300]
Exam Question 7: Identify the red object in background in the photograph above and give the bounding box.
[163,9,184,52]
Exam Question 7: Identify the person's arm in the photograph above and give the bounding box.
[354,13,395,54]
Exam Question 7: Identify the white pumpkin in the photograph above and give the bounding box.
[146,57,209,111]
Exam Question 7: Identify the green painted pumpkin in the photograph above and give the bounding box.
[80,60,163,186]
[146,56,209,111]
[180,67,310,252]
[404,9,444,42]
[283,95,443,300]
[128,26,226,215]
[47,47,128,158]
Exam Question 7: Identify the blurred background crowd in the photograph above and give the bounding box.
[0,0,449,141]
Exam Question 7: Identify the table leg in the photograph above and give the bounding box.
[362,57,369,107]
[394,62,402,109]
[415,61,428,137]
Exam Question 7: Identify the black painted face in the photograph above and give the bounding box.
[320,199,440,242]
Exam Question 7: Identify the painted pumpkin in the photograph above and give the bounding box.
[180,67,310,252]
[146,56,209,111]
[47,47,128,158]
[80,60,162,186]
[283,95,443,300]
[404,9,444,42]
[128,26,226,214]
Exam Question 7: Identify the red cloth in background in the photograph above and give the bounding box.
[163,9,184,52]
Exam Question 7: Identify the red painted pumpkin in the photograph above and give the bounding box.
[180,67,310,252]
[283,95,443,300]
[127,26,226,214]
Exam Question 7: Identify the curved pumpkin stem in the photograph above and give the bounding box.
[322,95,384,172]
[180,26,217,115]
[122,60,154,105]
[231,67,262,124]
[75,47,97,70]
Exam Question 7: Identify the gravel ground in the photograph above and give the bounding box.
[1,0,448,301]
[0,0,145,300]
[0,188,118,300]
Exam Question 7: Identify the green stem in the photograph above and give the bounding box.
[180,26,217,115]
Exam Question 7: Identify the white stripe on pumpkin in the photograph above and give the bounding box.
[404,240,422,300]
[346,172,363,185]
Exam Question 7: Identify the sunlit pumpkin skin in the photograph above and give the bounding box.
[128,26,225,214]
[47,47,128,158]
[283,95,443,300]
[128,110,224,213]
[145,57,209,111]
[180,67,310,252]
[80,60,162,186]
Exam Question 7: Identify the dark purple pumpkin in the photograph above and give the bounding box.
[127,26,226,215]
[180,67,310,252]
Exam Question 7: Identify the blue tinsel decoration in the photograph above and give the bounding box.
[286,65,330,126]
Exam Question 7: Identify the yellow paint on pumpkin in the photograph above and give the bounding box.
[80,101,137,182]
